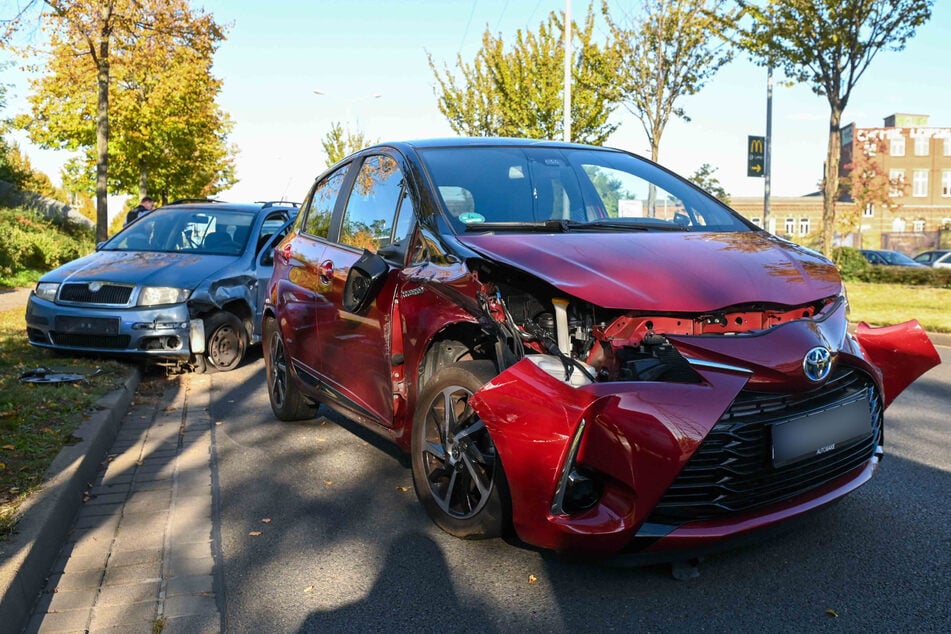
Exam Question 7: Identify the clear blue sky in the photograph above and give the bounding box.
[5,0,951,208]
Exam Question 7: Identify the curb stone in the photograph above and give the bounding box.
[0,366,141,631]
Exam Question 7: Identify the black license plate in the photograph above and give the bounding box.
[55,316,120,336]
[771,396,872,468]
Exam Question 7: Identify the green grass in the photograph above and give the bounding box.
[845,282,951,333]
[0,307,130,537]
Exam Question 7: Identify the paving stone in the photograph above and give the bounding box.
[106,547,163,568]
[88,601,157,629]
[48,570,105,592]
[103,560,163,586]
[159,612,220,634]
[26,606,90,633]
[162,593,218,619]
[45,587,100,613]
[168,555,214,578]
[96,580,161,606]
[61,552,111,573]
[165,574,214,597]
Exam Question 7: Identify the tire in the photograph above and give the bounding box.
[411,360,509,539]
[202,312,247,372]
[263,316,316,421]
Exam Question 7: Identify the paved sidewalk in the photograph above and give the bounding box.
[25,373,221,633]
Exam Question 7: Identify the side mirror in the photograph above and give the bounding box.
[343,249,389,313]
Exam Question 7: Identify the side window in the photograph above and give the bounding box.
[304,164,349,238]
[340,155,404,251]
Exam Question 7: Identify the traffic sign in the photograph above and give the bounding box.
[748,135,765,177]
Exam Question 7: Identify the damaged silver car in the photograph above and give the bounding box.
[26,200,297,372]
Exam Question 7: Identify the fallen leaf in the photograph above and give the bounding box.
[316,437,327,443]
[324,481,333,486]
[396,486,410,492]
[528,575,537,584]
[825,609,839,618]
[304,585,314,593]
[261,518,272,523]
[249,531,263,537]
[2,444,14,450]
[215,421,223,426]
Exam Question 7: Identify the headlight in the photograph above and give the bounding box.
[35,282,59,302]
[137,286,191,306]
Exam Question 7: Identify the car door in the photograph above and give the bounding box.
[317,152,416,427]
[253,214,295,339]
[273,164,350,384]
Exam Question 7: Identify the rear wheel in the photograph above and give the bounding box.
[411,360,508,539]
[202,312,247,372]
[263,316,316,420]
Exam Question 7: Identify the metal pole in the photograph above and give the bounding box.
[563,0,572,142]
[764,67,773,231]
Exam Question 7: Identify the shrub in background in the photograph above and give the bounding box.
[0,207,95,279]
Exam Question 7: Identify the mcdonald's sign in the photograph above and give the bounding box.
[748,135,765,177]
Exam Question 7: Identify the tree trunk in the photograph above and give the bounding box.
[821,107,843,256]
[95,34,110,242]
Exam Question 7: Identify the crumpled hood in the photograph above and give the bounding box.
[40,250,237,290]
[457,231,841,311]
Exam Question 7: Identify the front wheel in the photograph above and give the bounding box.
[263,316,316,421]
[201,312,247,372]
[411,360,509,539]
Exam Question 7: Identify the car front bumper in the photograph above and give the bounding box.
[26,294,204,360]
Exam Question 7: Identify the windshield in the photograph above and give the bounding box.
[103,207,256,255]
[419,146,752,234]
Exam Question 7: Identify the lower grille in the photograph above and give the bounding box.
[647,367,882,523]
[50,333,131,349]
[59,283,133,305]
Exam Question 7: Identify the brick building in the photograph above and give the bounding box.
[730,113,951,254]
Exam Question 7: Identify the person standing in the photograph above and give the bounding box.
[124,196,155,225]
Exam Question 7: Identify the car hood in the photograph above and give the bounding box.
[457,231,841,311]
[40,250,238,290]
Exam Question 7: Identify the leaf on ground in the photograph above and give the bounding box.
[304,585,314,593]
[323,481,333,486]
[825,609,839,618]
[396,486,410,492]
[249,531,263,537]
[316,437,327,443]
[215,421,223,426]
[528,574,538,584]
[261,517,272,523]
[2,444,14,450]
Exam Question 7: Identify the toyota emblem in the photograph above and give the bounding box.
[803,347,834,382]
[88,281,103,293]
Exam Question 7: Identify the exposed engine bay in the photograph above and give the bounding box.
[475,263,839,385]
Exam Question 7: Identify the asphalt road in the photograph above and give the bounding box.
[209,346,950,633]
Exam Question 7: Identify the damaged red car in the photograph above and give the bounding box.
[264,138,938,561]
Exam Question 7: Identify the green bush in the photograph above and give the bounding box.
[832,247,871,278]
[0,207,95,280]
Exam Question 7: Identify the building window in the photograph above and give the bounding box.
[913,219,925,232]
[890,135,906,156]
[798,217,810,235]
[942,171,951,197]
[784,217,795,235]
[889,169,905,196]
[914,135,929,156]
[863,203,874,217]
[912,169,928,197]
[892,217,906,232]
[945,137,951,156]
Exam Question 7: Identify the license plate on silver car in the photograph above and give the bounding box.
[771,396,872,468]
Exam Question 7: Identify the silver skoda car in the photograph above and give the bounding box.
[26,200,297,372]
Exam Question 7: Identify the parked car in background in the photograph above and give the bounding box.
[859,249,926,266]
[912,249,951,268]
[264,138,938,562]
[26,200,298,372]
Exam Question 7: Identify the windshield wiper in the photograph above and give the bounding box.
[581,219,689,231]
[463,219,580,233]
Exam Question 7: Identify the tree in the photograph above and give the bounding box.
[841,130,903,245]
[429,5,620,144]
[688,163,730,203]
[321,122,377,167]
[733,0,932,256]
[604,0,734,163]
[3,0,228,240]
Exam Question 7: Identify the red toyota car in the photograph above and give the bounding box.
[263,139,938,562]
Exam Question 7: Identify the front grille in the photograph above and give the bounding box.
[50,333,131,349]
[59,283,133,305]
[647,367,882,523]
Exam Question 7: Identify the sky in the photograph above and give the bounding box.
[5,0,951,213]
